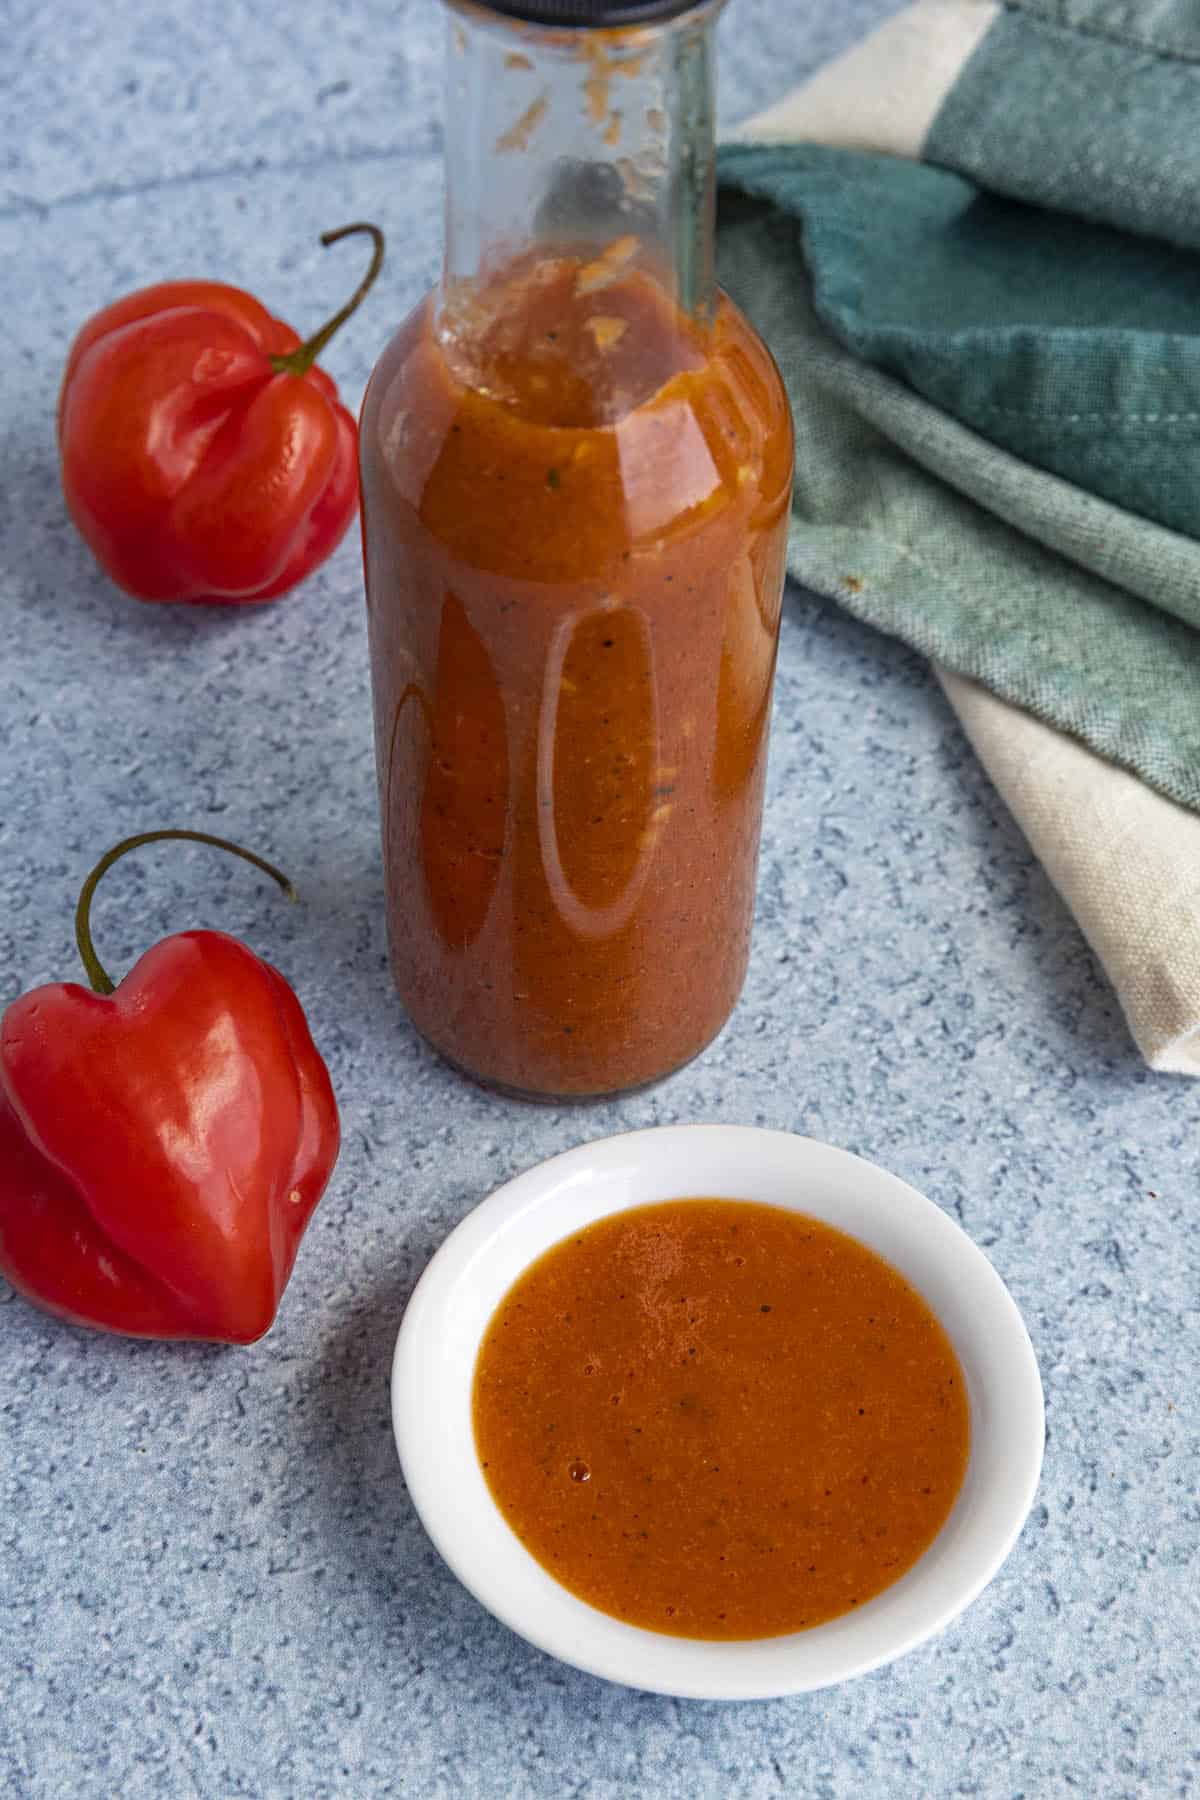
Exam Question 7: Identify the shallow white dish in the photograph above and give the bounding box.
[391,1125,1043,1699]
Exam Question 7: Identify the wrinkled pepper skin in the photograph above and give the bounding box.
[57,281,359,604]
[0,930,339,1343]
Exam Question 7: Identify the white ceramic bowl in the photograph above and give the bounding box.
[392,1126,1043,1699]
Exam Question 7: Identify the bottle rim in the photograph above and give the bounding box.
[454,0,710,27]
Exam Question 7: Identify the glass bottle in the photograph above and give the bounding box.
[359,0,793,1100]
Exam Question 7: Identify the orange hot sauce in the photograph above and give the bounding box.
[360,257,792,1098]
[473,1200,970,1640]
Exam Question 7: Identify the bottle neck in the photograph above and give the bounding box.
[440,1,720,328]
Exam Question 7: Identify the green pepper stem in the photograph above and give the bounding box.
[75,829,295,996]
[269,222,386,379]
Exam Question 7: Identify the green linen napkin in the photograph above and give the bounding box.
[716,0,1200,1071]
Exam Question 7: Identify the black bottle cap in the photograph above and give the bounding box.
[476,0,709,26]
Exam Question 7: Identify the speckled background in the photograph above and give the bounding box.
[1,2,1196,1795]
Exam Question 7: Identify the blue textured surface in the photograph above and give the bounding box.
[1,2,1196,1795]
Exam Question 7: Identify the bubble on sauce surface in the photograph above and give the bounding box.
[568,1459,591,1483]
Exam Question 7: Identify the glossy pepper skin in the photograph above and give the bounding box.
[0,930,339,1344]
[56,223,382,605]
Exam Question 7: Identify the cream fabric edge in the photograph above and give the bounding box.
[729,0,1000,159]
[939,673,1200,1076]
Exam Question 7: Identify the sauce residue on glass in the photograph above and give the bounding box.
[473,1199,970,1639]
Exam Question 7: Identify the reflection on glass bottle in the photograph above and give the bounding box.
[712,539,785,806]
[419,591,509,951]
[508,600,661,1057]
[383,674,432,896]
[539,603,658,935]
[535,157,659,253]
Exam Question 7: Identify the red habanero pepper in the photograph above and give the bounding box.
[0,832,339,1344]
[57,222,384,604]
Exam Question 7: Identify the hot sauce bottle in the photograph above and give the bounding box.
[360,0,793,1099]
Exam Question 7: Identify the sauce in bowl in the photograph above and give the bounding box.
[473,1198,970,1640]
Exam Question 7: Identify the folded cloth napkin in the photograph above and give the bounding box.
[717,0,1200,1075]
